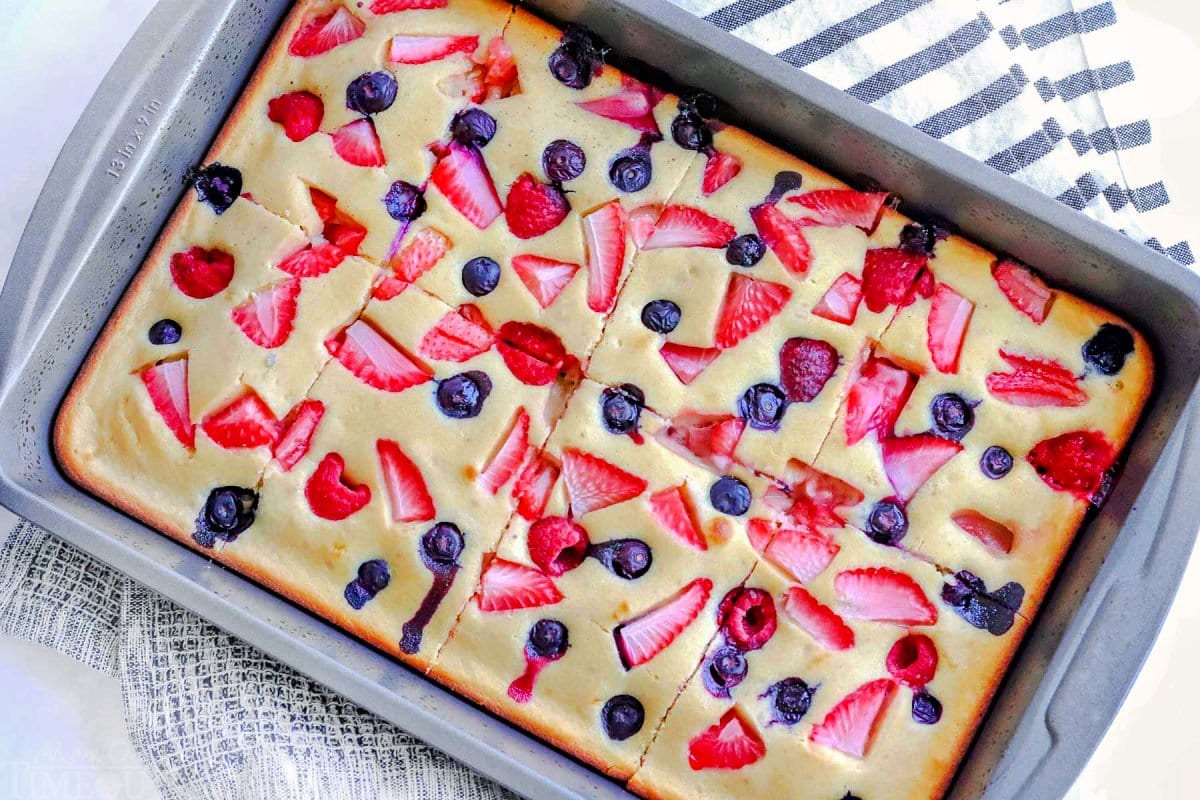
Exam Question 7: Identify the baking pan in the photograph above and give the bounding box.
[3,1,1200,798]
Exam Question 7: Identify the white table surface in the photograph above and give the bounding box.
[0,2,1197,799]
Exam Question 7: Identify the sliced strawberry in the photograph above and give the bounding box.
[201,391,280,449]
[170,246,234,299]
[843,356,916,446]
[627,204,662,249]
[861,248,927,313]
[430,142,502,230]
[561,448,648,517]
[810,679,896,758]
[231,278,301,349]
[388,33,479,64]
[659,343,722,386]
[887,633,938,688]
[477,407,531,495]
[779,459,865,531]
[582,200,628,313]
[326,319,433,393]
[656,412,745,471]
[370,0,447,13]
[512,454,560,521]
[288,6,365,58]
[384,227,451,284]
[139,359,193,448]
[778,337,839,403]
[438,35,519,102]
[748,519,839,583]
[649,485,706,551]
[477,557,562,612]
[750,202,811,276]
[986,349,1087,408]
[273,399,324,471]
[418,304,494,362]
[614,577,712,669]
[311,189,367,255]
[309,187,339,222]
[576,87,660,135]
[992,258,1054,323]
[927,283,974,373]
[949,509,1014,555]
[376,439,435,523]
[527,516,590,576]
[505,173,570,239]
[267,90,324,142]
[1027,430,1115,499]
[641,205,736,250]
[511,254,579,308]
[372,274,409,301]
[332,118,386,167]
[714,274,792,350]
[701,150,742,196]
[835,567,937,627]
[305,452,371,520]
[788,189,889,231]
[904,267,936,307]
[687,707,765,771]
[812,272,864,325]
[278,243,345,278]
[783,586,855,651]
[880,433,962,503]
[496,321,568,386]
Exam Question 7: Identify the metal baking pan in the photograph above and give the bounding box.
[3,0,1199,797]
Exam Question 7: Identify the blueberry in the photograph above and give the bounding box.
[726,234,765,267]
[678,91,719,120]
[383,180,427,222]
[738,383,788,431]
[449,108,497,148]
[461,256,501,296]
[840,795,864,800]
[542,139,586,183]
[609,147,652,193]
[980,446,1013,479]
[346,71,398,115]
[710,476,751,516]
[703,645,748,698]
[600,384,644,435]
[764,171,804,204]
[601,694,645,741]
[437,371,492,419]
[670,112,712,152]
[548,26,605,89]
[357,559,392,594]
[189,163,242,215]
[589,538,652,580]
[640,299,681,334]
[421,522,464,566]
[929,392,975,441]
[912,690,943,724]
[527,618,569,659]
[899,222,937,255]
[194,486,258,547]
[344,581,374,610]
[941,571,1023,636]
[763,677,816,726]
[1082,323,1134,376]
[865,500,907,546]
[148,319,182,346]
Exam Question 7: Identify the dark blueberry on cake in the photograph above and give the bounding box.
[929,392,975,441]
[148,319,182,346]
[548,24,607,90]
[764,171,804,204]
[194,486,258,547]
[436,371,492,419]
[1082,323,1134,376]
[678,91,719,120]
[461,256,501,296]
[346,71,398,116]
[421,522,465,567]
[980,445,1014,479]
[670,111,712,152]
[941,570,1023,636]
[840,794,863,800]
[383,180,427,222]
[600,384,644,435]
[449,108,497,148]
[709,476,751,516]
[357,559,391,594]
[899,221,937,256]
[589,538,652,580]
[609,146,653,193]
[763,677,816,726]
[725,234,765,267]
[865,500,908,546]
[189,163,242,215]
[912,690,943,724]
[601,694,645,741]
[344,581,373,610]
[703,644,748,698]
[542,139,586,183]
[640,299,681,333]
[738,383,788,431]
[527,618,569,659]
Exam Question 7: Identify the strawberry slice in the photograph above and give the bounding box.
[496,321,568,386]
[418,304,494,362]
[950,509,1014,555]
[326,319,432,393]
[201,391,280,449]
[649,485,706,551]
[861,248,928,313]
[701,150,742,196]
[305,452,371,520]
[308,188,367,255]
[750,202,811,276]
[926,283,974,373]
[659,343,722,385]
[273,399,324,471]
[385,227,451,284]
[430,142,502,230]
[370,0,447,12]
[880,433,963,503]
[582,200,628,313]
[627,204,662,249]
[776,459,864,532]
[512,454,560,520]
[1026,430,1115,499]
[139,359,193,448]
[376,439,435,523]
[231,278,301,349]
[714,274,792,350]
[267,90,324,142]
[812,272,864,325]
[561,448,648,517]
[372,274,409,302]
[288,6,366,58]
[843,356,915,446]
[505,173,570,239]
[788,189,889,231]
[810,679,896,758]
[511,254,580,309]
[388,34,479,65]
[170,246,234,299]
[438,35,519,102]
[783,585,855,651]
[641,205,736,250]
[477,557,563,612]
[747,518,839,583]
[986,349,1087,408]
[576,87,660,135]
[332,118,386,167]
[835,567,937,626]
[614,577,712,669]
[992,258,1054,323]
[478,407,530,495]
[278,243,345,279]
[655,412,745,471]
[687,707,766,771]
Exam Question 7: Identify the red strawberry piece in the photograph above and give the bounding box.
[788,189,889,230]
[273,399,324,471]
[478,36,519,100]
[477,556,563,612]
[701,150,742,196]
[496,321,569,386]
[326,318,433,392]
[614,577,712,669]
[812,272,864,325]
[656,412,745,472]
[139,359,193,448]
[641,205,736,250]
[278,243,345,278]
[267,91,324,142]
[649,485,707,551]
[332,118,386,167]
[986,349,1087,408]
[582,200,628,313]
[904,267,935,307]
[505,173,570,239]
[511,254,580,308]
[478,407,531,495]
[376,439,435,523]
[778,337,839,403]
[576,87,660,135]
[1026,430,1115,499]
[388,33,479,65]
[370,0,447,13]
[950,509,1014,554]
[886,633,938,688]
[714,274,792,349]
[325,218,367,256]
[843,356,916,446]
[992,258,1054,323]
[430,142,502,230]
[170,246,234,299]
[880,433,962,503]
[781,459,864,531]
[372,274,409,302]
[810,679,896,758]
[926,283,974,373]
[750,202,811,276]
[835,567,937,626]
[201,391,280,449]
[231,278,301,349]
[561,448,648,517]
[717,587,777,651]
[783,586,855,651]
[385,227,451,284]
[527,516,590,576]
[309,187,339,222]
[512,454,560,520]
[627,204,662,249]
[418,304,494,362]
[659,343,722,386]
[288,6,366,58]
[747,518,839,583]
[687,707,766,771]
[305,452,371,520]
[861,248,928,313]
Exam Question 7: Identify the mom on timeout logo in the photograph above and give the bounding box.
[0,745,149,800]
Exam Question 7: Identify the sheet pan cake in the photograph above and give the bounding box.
[54,1,1153,797]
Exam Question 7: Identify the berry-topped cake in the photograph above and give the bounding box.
[53,2,1154,798]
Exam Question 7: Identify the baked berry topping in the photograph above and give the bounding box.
[609,144,652,193]
[687,707,766,771]
[941,570,1023,635]
[194,486,258,548]
[1082,323,1134,376]
[992,258,1054,324]
[710,476,751,516]
[912,690,943,724]
[347,71,398,115]
[188,163,242,215]
[718,587,777,651]
[383,180,427,222]
[449,107,497,148]
[402,522,464,654]
[738,383,788,431]
[1027,430,1116,499]
[886,633,938,688]
[436,371,492,418]
[420,522,464,566]
[641,299,681,333]
[951,509,1015,555]
[671,110,712,152]
[810,678,896,758]
[548,24,607,89]
[980,445,1014,479]
[453,256,500,298]
[583,199,628,312]
[505,173,570,239]
[765,170,804,204]
[986,350,1087,408]
[864,500,908,546]
[703,644,748,698]
[763,677,817,726]
[267,91,324,141]
[725,233,765,267]
[898,221,937,255]
[148,319,182,345]
[542,139,586,183]
[528,516,590,577]
[601,694,645,741]
[508,618,570,702]
[344,559,391,610]
[171,246,235,299]
[589,538,652,580]
[615,578,712,669]
[929,392,975,441]
[289,7,365,57]
[779,337,839,403]
[600,384,645,435]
